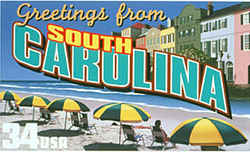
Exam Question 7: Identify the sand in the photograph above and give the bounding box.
[0,92,249,151]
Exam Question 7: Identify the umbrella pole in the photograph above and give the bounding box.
[64,112,67,130]
[32,107,35,120]
[4,100,7,113]
[119,122,122,144]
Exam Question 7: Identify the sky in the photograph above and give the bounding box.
[0,1,239,81]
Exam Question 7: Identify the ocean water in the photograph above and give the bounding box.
[0,81,250,117]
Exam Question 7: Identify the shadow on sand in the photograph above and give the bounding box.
[0,112,17,116]
[83,142,138,151]
[11,120,48,126]
[147,145,175,151]
[38,129,84,137]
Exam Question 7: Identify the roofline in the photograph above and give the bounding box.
[202,3,250,21]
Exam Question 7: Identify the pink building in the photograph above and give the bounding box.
[234,8,250,84]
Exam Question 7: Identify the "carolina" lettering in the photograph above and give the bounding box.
[12,22,231,118]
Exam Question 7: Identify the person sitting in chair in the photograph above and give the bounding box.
[154,120,168,142]
[7,100,14,111]
[152,120,176,148]
[71,112,79,127]
[40,108,51,122]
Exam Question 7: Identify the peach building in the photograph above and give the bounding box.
[234,8,250,84]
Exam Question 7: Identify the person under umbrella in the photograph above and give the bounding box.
[46,98,90,129]
[0,91,21,113]
[16,95,50,120]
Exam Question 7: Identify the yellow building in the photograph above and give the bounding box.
[160,27,176,53]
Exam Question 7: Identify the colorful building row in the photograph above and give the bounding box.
[201,2,250,84]
[112,2,250,85]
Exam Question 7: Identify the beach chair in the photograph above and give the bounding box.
[9,101,22,114]
[151,126,171,150]
[7,100,14,111]
[79,113,97,134]
[39,108,51,122]
[69,113,97,134]
[69,112,80,129]
[122,124,145,146]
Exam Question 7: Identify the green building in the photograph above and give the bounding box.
[174,4,207,53]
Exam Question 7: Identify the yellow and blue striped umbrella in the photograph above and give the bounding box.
[16,95,50,120]
[46,98,89,112]
[0,91,21,101]
[94,103,151,144]
[94,103,151,122]
[17,95,50,108]
[170,117,247,146]
[0,91,21,112]
[46,98,89,129]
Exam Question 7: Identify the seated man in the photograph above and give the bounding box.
[79,113,97,134]
[151,120,175,148]
[71,112,80,127]
[7,100,14,111]
[122,124,145,145]
[40,108,51,122]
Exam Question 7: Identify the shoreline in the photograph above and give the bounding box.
[1,81,250,101]
[10,90,250,119]
[0,92,250,150]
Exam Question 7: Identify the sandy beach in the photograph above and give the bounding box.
[0,92,249,151]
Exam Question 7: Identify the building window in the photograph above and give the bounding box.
[191,28,195,35]
[222,18,227,28]
[188,16,192,21]
[211,40,217,54]
[241,33,250,51]
[161,36,164,44]
[218,20,221,29]
[208,23,211,31]
[157,37,160,44]
[170,48,174,53]
[226,62,233,81]
[168,35,171,43]
[182,17,185,24]
[180,31,183,38]
[171,34,174,42]
[185,30,189,36]
[205,23,208,32]
[241,12,250,25]
[214,21,218,30]
[222,38,228,52]
[212,22,216,30]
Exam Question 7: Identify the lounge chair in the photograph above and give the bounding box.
[69,113,97,134]
[39,108,51,122]
[122,124,145,146]
[151,126,174,150]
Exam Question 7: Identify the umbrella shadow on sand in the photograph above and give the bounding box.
[38,129,84,137]
[147,145,175,151]
[11,120,48,126]
[83,142,139,151]
[0,112,17,116]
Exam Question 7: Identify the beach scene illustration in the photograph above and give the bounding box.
[1,1,250,151]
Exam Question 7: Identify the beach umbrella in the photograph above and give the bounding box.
[0,91,21,112]
[16,95,50,120]
[46,98,90,129]
[170,117,247,149]
[93,103,151,144]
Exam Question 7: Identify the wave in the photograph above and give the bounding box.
[43,83,78,86]
[0,84,143,96]
[0,84,26,89]
[13,90,250,119]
